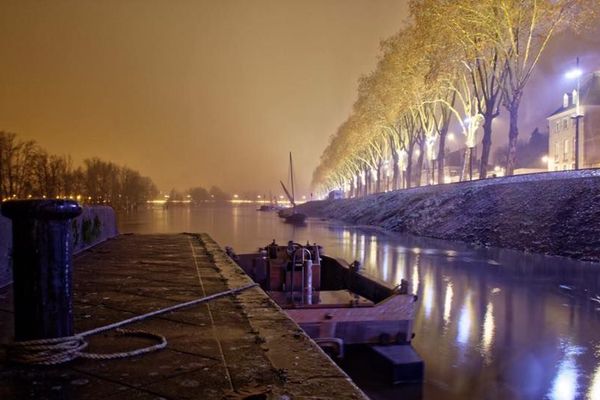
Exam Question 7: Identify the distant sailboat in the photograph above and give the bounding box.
[279,153,306,225]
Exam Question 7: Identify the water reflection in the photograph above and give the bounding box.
[457,291,473,346]
[588,362,600,400]
[481,302,495,364]
[443,282,453,327]
[548,341,584,400]
[119,204,600,400]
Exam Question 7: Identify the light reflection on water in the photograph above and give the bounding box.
[119,204,600,400]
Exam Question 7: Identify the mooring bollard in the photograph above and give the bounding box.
[1,199,82,341]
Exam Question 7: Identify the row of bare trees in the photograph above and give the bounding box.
[312,0,597,197]
[0,131,158,210]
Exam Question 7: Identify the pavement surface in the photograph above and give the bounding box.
[0,233,367,400]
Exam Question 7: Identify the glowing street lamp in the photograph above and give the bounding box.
[541,155,549,164]
[565,68,583,80]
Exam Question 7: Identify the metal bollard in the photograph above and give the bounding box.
[1,199,82,341]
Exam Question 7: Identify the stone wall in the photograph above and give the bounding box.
[298,170,600,261]
[0,205,118,288]
[0,215,11,289]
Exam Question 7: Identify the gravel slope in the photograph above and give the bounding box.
[299,170,600,261]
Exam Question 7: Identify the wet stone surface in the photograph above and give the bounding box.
[0,233,366,399]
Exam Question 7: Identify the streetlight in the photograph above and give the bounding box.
[566,57,584,169]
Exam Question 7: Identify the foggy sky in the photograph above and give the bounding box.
[1,1,599,196]
[0,0,410,196]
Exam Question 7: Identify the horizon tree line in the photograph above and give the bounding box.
[0,131,158,210]
[312,0,598,197]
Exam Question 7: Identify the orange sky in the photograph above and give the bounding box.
[0,1,598,196]
[0,0,410,195]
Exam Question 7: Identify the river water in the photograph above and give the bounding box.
[119,204,600,400]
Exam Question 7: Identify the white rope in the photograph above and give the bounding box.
[5,283,259,366]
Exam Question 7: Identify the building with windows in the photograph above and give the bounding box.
[547,71,600,171]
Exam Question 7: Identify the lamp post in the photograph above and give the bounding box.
[566,57,584,170]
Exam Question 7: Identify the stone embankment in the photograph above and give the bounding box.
[299,170,600,261]
[0,233,367,399]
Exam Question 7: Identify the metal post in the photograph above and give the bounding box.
[1,199,82,341]
[304,259,313,305]
[574,115,581,169]
[574,56,582,170]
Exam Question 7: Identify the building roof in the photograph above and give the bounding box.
[548,71,600,118]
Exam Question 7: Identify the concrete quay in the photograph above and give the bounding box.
[0,233,367,399]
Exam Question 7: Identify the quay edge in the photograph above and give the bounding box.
[0,233,368,399]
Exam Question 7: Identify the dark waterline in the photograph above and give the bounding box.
[119,204,600,400]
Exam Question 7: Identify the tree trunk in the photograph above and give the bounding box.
[415,140,425,187]
[461,147,470,181]
[505,102,520,176]
[364,166,370,197]
[349,179,354,198]
[376,161,382,193]
[393,156,399,190]
[356,173,362,198]
[406,144,414,189]
[479,118,493,179]
[437,126,448,184]
[391,148,399,191]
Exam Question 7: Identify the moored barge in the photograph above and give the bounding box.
[228,240,424,384]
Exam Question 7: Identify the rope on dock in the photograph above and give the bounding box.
[5,282,259,366]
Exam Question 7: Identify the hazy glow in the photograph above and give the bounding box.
[565,68,583,79]
[0,1,414,193]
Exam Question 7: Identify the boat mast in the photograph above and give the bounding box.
[289,152,295,210]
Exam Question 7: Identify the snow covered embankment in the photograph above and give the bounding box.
[298,170,600,261]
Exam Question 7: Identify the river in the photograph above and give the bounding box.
[119,204,600,400]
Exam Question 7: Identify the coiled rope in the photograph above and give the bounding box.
[5,282,259,366]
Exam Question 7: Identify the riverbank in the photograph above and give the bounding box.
[298,170,600,262]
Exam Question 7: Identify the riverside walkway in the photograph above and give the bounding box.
[0,233,367,399]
